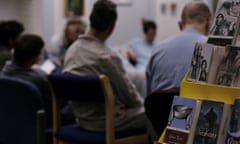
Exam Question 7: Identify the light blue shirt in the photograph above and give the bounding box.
[146,29,207,94]
[125,37,156,69]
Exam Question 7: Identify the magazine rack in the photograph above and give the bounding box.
[180,72,240,104]
[158,72,240,143]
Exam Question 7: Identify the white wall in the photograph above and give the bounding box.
[110,0,152,44]
[0,0,215,43]
[155,0,192,41]
[0,0,45,40]
[43,0,54,42]
[0,0,21,21]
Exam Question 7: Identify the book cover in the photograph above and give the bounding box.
[193,100,225,144]
[188,43,214,83]
[225,98,240,144]
[213,45,240,87]
[164,96,199,144]
[217,103,231,144]
[207,0,240,46]
[232,16,240,46]
[207,45,227,84]
[235,31,240,47]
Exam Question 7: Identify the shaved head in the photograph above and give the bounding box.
[181,2,211,25]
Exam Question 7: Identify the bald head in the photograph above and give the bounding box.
[179,2,211,35]
[181,2,211,25]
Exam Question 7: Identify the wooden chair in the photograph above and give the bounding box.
[144,88,180,137]
[0,74,46,144]
[48,73,148,144]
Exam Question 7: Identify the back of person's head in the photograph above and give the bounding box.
[14,34,44,66]
[181,2,211,25]
[142,19,157,34]
[0,20,24,46]
[90,0,117,32]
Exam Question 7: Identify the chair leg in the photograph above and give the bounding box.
[53,138,67,144]
[53,137,58,144]
[115,134,149,144]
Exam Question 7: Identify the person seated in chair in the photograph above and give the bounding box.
[1,34,52,127]
[46,18,86,68]
[124,19,157,69]
[63,0,146,131]
[146,1,211,94]
[0,20,24,69]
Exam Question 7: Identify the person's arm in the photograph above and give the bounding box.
[117,46,137,65]
[46,34,65,66]
[98,54,143,108]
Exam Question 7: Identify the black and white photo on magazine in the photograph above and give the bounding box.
[189,43,213,82]
[209,0,240,37]
[214,46,240,86]
[189,44,203,81]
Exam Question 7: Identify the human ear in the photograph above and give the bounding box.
[178,21,184,31]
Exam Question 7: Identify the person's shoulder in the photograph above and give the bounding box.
[129,37,141,42]
[99,48,120,61]
[148,44,166,65]
[125,37,142,45]
[31,69,48,81]
[151,36,174,54]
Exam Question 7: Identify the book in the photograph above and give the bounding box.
[232,17,240,46]
[225,98,240,144]
[207,0,240,46]
[39,59,56,75]
[235,31,240,47]
[193,99,229,144]
[206,45,227,84]
[212,45,240,87]
[217,103,231,144]
[163,96,201,144]
[188,43,214,83]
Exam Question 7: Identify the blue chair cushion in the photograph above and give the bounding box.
[55,125,146,144]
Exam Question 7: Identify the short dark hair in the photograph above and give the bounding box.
[14,34,44,64]
[0,20,24,45]
[142,19,157,34]
[90,0,117,32]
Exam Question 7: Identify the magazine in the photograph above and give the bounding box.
[188,43,214,83]
[163,96,201,144]
[225,98,240,144]
[212,45,240,87]
[193,100,226,144]
[207,0,240,46]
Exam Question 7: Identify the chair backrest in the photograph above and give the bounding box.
[48,73,105,102]
[48,73,115,144]
[144,88,180,136]
[0,74,43,144]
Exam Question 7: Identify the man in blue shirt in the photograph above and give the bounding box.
[146,2,211,95]
[125,19,157,69]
